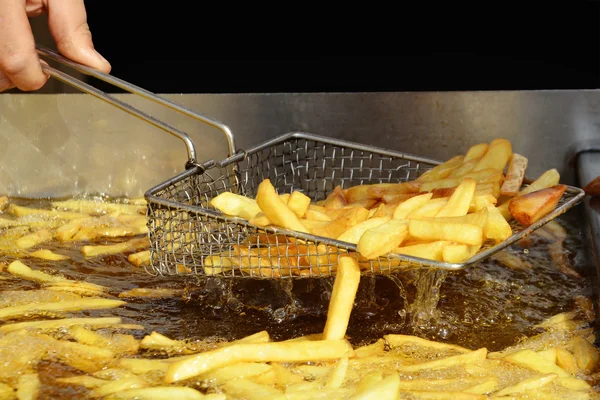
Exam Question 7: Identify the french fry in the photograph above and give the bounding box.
[392,193,433,219]
[16,373,40,400]
[105,386,215,400]
[52,199,145,215]
[494,373,557,396]
[400,348,488,372]
[224,378,285,400]
[498,168,561,220]
[0,298,126,320]
[407,198,448,218]
[55,375,107,389]
[384,334,472,353]
[500,153,528,196]
[81,237,150,257]
[358,219,409,259]
[394,240,448,262]
[449,158,480,178]
[508,185,567,227]
[417,155,465,182]
[353,373,401,400]
[436,178,476,217]
[256,179,308,233]
[8,204,89,220]
[464,143,489,162]
[287,191,311,218]
[0,317,123,334]
[128,250,150,267]
[27,249,69,261]
[442,244,481,263]
[323,186,347,210]
[336,217,390,244]
[210,192,262,220]
[323,257,361,340]
[14,229,53,249]
[409,220,483,246]
[88,376,149,398]
[570,336,599,374]
[502,349,570,377]
[471,138,512,172]
[164,339,353,383]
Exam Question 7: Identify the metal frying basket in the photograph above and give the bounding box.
[37,45,586,279]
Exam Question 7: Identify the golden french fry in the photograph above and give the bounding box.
[409,220,483,246]
[128,250,150,267]
[52,199,145,215]
[384,334,472,353]
[352,373,401,400]
[15,229,53,249]
[436,178,476,217]
[105,386,213,400]
[500,153,528,196]
[570,336,599,374]
[502,349,570,377]
[81,237,149,257]
[357,219,408,259]
[0,317,122,334]
[407,198,449,218]
[483,205,512,241]
[323,256,361,340]
[394,240,448,262]
[472,138,512,172]
[464,143,489,162]
[366,182,421,198]
[417,155,464,182]
[27,249,69,261]
[210,192,262,220]
[400,348,487,372]
[442,243,481,263]
[164,339,353,383]
[495,373,557,396]
[287,191,311,218]
[16,373,40,400]
[449,158,480,178]
[8,204,89,220]
[392,193,433,219]
[0,298,126,320]
[337,217,390,244]
[256,179,308,233]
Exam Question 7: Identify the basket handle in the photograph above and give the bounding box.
[36,44,236,169]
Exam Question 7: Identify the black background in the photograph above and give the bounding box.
[77,2,600,93]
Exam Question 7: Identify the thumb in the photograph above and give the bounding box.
[46,0,111,73]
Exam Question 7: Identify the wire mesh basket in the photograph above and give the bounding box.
[37,44,586,280]
[144,132,585,279]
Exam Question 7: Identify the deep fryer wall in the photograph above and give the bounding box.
[0,91,599,198]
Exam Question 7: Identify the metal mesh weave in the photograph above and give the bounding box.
[144,132,585,279]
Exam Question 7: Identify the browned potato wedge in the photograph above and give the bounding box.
[508,185,567,227]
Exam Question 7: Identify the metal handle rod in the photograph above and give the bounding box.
[36,44,237,159]
[41,64,200,163]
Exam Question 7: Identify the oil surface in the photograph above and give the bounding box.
[0,200,592,354]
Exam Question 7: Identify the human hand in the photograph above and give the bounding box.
[0,0,111,92]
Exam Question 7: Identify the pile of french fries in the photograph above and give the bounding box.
[208,138,569,276]
[0,253,598,399]
[0,196,151,268]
